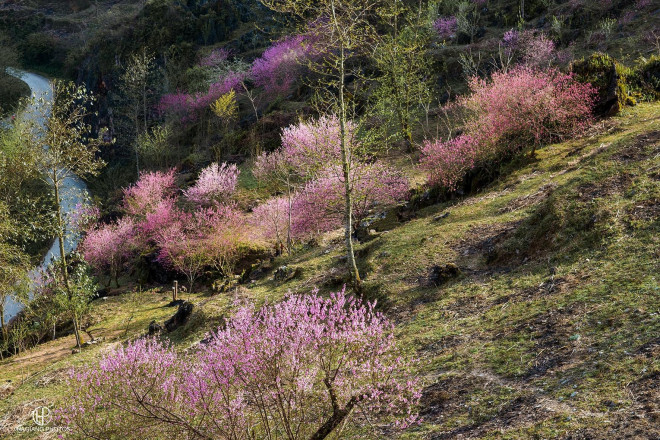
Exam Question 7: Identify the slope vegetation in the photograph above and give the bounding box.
[1,102,658,438]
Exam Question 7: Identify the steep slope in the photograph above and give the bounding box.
[0,102,658,438]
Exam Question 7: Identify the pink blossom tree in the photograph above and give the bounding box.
[57,290,420,439]
[251,34,321,97]
[250,196,292,248]
[203,204,254,277]
[184,162,239,207]
[420,134,479,190]
[434,16,458,40]
[155,209,213,292]
[293,163,409,239]
[123,169,177,218]
[254,115,359,251]
[81,217,136,287]
[461,66,596,155]
[421,67,595,189]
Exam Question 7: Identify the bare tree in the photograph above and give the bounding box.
[260,0,392,290]
[122,48,156,176]
[28,81,105,349]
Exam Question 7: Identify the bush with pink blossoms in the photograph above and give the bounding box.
[81,217,136,287]
[434,16,458,40]
[422,67,595,190]
[251,34,321,97]
[158,71,245,122]
[57,290,420,439]
[254,115,356,188]
[184,162,239,206]
[56,337,186,439]
[420,135,479,190]
[293,162,409,238]
[250,196,293,246]
[462,66,596,155]
[522,34,556,69]
[199,48,230,68]
[155,207,219,291]
[122,169,177,218]
[501,31,557,69]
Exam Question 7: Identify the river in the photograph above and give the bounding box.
[2,69,89,324]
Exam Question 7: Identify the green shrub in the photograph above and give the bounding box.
[571,52,636,115]
[632,55,660,101]
[0,74,30,115]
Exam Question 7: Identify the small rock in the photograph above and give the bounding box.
[427,263,461,287]
[164,301,194,332]
[148,320,164,335]
[433,211,450,221]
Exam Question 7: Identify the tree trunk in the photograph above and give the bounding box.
[309,395,359,440]
[135,108,140,178]
[0,304,5,341]
[286,177,292,254]
[337,46,362,291]
[53,173,81,350]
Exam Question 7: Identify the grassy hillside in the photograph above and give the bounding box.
[1,101,657,438]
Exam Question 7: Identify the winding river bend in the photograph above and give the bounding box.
[3,69,89,324]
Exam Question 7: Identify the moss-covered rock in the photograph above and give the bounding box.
[571,52,636,116]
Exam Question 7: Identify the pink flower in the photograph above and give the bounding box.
[184,162,239,207]
[251,34,322,97]
[434,16,457,40]
[59,291,421,438]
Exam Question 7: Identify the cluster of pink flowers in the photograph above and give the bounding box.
[252,116,409,244]
[184,162,239,207]
[158,33,323,122]
[501,30,557,68]
[122,169,177,217]
[420,134,478,190]
[251,34,321,97]
[57,290,420,438]
[198,48,230,67]
[249,196,290,245]
[157,72,245,122]
[81,165,248,288]
[434,16,458,40]
[81,217,136,285]
[293,163,409,239]
[254,114,350,181]
[502,29,520,48]
[422,67,596,190]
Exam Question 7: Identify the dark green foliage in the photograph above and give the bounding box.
[633,56,660,101]
[20,32,66,73]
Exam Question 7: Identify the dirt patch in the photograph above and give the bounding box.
[421,372,569,439]
[626,198,660,226]
[522,307,578,378]
[636,337,660,358]
[455,221,522,266]
[564,372,660,439]
[612,130,660,163]
[576,173,633,202]
[0,398,51,436]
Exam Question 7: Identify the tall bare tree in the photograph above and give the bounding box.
[260,0,391,290]
[29,81,105,349]
[122,48,156,176]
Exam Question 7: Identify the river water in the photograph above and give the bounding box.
[2,69,89,324]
